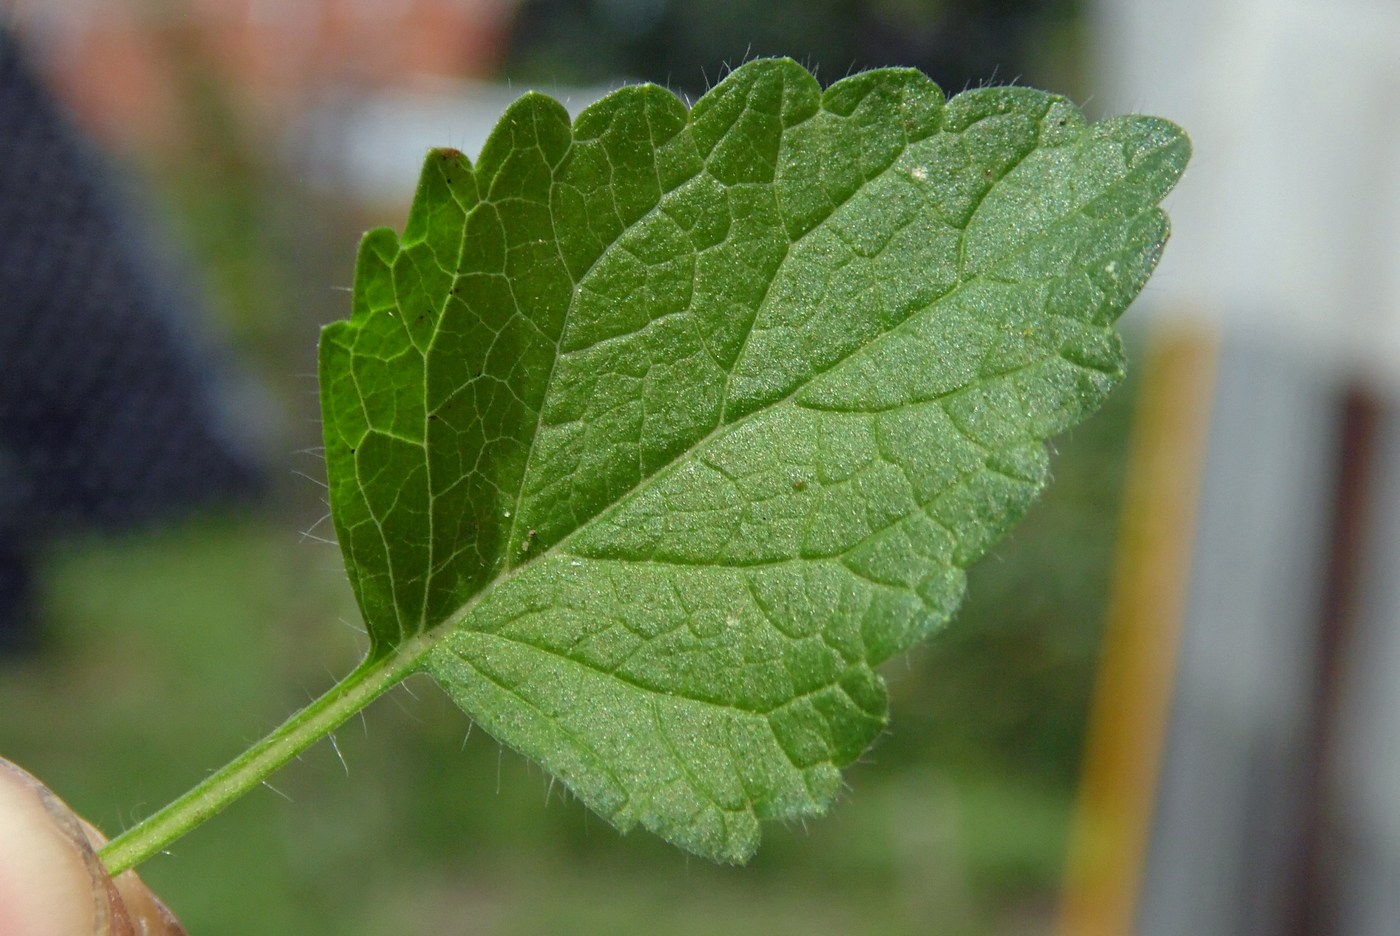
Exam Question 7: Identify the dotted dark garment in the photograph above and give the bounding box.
[0,29,261,651]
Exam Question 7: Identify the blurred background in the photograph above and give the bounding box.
[0,1,1396,934]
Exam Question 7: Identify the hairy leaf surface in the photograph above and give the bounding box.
[319,58,1188,862]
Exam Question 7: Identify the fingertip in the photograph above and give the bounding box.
[0,758,108,936]
[0,759,187,936]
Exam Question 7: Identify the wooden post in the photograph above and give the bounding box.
[1057,327,1220,936]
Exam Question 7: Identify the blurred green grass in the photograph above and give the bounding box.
[0,362,1133,935]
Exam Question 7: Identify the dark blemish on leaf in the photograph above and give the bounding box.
[793,480,808,492]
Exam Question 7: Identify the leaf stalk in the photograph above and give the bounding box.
[98,644,426,875]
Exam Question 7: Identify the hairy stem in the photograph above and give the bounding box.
[99,640,430,876]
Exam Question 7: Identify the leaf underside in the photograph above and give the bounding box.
[319,58,1188,863]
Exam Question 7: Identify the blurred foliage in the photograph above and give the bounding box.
[506,0,1085,101]
[128,23,368,482]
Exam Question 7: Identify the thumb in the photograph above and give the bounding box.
[0,758,186,936]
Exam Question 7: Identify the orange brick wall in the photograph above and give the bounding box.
[10,0,513,151]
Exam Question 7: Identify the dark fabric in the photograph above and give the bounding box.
[0,29,260,645]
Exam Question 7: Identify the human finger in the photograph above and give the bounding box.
[0,757,186,935]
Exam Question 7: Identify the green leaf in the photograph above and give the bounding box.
[319,58,1188,863]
